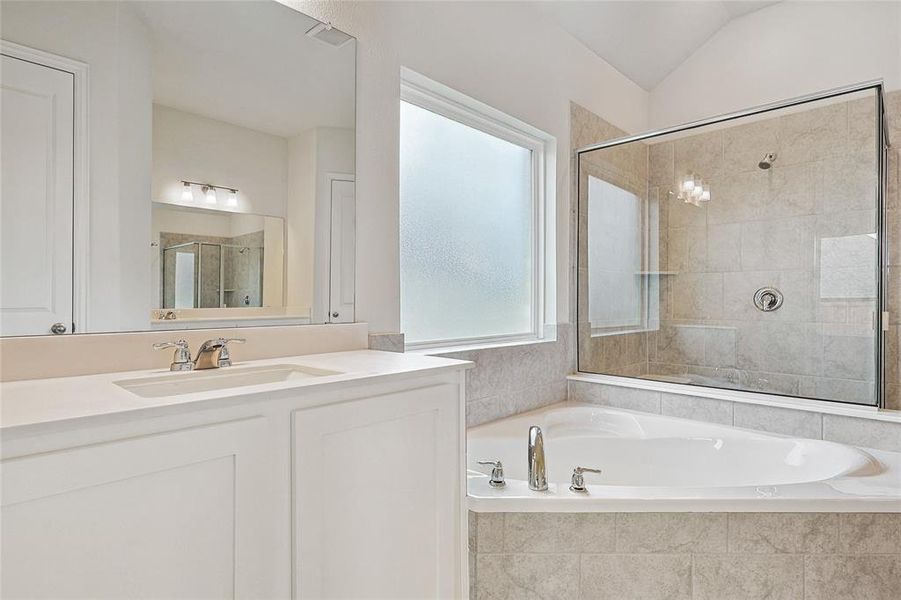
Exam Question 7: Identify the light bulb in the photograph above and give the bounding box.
[227,189,238,208]
[203,185,217,204]
[181,182,193,202]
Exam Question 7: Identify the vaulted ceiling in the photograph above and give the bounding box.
[532,1,780,90]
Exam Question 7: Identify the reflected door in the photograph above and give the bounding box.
[328,180,355,323]
[0,53,74,336]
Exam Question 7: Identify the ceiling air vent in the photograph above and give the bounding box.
[305,22,353,48]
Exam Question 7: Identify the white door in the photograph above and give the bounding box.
[328,179,355,323]
[0,53,74,336]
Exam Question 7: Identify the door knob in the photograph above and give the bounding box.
[50,322,67,334]
[332,311,339,318]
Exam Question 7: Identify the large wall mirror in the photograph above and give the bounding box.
[0,0,355,336]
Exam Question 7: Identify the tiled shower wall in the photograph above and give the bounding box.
[575,92,901,409]
[648,96,878,404]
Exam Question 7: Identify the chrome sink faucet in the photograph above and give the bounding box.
[153,339,193,371]
[194,337,246,370]
[528,425,548,491]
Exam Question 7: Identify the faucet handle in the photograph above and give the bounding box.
[477,460,506,488]
[216,337,246,367]
[569,466,602,493]
[153,339,193,371]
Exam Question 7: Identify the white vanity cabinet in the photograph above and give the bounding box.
[293,381,463,598]
[1,417,279,599]
[0,358,467,600]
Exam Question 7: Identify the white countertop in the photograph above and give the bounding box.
[0,350,471,434]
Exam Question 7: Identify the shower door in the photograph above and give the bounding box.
[576,83,886,406]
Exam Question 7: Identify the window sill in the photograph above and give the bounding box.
[568,372,901,424]
[409,335,557,356]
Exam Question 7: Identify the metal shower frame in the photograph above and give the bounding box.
[575,80,890,408]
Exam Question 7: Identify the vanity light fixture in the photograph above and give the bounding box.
[203,185,217,205]
[180,181,239,207]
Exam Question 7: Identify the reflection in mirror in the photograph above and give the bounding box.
[0,0,355,335]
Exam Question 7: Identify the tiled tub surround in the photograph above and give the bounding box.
[568,378,901,453]
[574,92,901,408]
[437,324,573,427]
[468,511,901,600]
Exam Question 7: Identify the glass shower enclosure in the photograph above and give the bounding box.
[162,241,264,309]
[576,82,887,407]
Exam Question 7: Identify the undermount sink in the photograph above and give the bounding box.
[115,364,342,398]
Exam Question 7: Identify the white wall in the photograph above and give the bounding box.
[152,105,288,218]
[1,1,153,333]
[287,0,649,332]
[286,130,317,309]
[650,1,901,128]
[285,127,354,314]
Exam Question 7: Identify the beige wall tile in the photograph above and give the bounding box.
[660,393,733,425]
[804,555,901,600]
[732,403,822,438]
[476,553,580,600]
[472,512,504,553]
[579,554,691,600]
[615,513,726,553]
[597,384,662,413]
[740,215,815,271]
[503,513,616,554]
[778,101,848,166]
[822,414,901,452]
[693,554,804,600]
[838,514,901,554]
[728,513,838,554]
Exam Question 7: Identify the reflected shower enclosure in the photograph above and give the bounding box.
[576,83,886,406]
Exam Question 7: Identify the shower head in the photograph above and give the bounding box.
[758,152,777,170]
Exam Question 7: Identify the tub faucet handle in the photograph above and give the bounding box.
[570,466,602,493]
[477,460,506,488]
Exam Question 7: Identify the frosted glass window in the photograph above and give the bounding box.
[174,252,195,308]
[400,100,535,345]
[587,176,643,331]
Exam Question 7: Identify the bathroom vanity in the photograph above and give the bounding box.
[0,350,470,599]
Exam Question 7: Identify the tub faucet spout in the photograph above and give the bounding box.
[528,425,548,491]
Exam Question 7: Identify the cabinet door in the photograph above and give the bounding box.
[294,382,463,599]
[1,417,276,599]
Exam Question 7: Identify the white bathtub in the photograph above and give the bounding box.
[468,402,901,512]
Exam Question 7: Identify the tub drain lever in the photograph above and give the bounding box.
[477,460,506,488]
[569,466,602,493]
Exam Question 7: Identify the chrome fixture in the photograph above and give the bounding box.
[569,466,603,493]
[50,322,67,335]
[528,426,548,491]
[180,180,239,207]
[477,460,506,488]
[758,152,778,170]
[153,339,193,371]
[193,337,246,369]
[753,287,783,312]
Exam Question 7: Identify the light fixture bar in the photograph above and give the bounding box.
[181,180,238,195]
